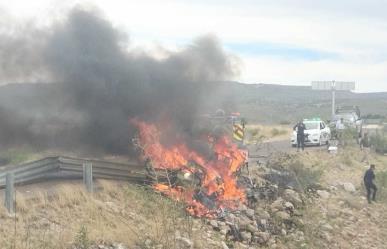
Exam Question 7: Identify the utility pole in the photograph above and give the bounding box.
[311,81,355,118]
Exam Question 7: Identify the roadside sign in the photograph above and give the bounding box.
[311,81,333,90]
[311,80,356,117]
[233,124,244,141]
[335,82,355,91]
[311,81,355,91]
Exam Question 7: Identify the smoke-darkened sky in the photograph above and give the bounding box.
[1,0,387,92]
[0,7,238,152]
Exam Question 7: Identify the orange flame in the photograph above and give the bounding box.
[132,119,246,217]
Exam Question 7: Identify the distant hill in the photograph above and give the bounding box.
[205,82,387,123]
[1,82,386,124]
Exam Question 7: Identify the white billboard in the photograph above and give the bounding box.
[335,82,355,91]
[311,81,333,90]
[311,81,355,91]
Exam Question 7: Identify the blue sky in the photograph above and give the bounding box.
[225,42,339,61]
[1,0,387,92]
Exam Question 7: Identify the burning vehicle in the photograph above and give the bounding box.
[131,119,247,218]
[0,7,249,219]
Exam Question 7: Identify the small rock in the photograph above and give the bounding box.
[342,182,356,193]
[283,189,303,206]
[234,242,249,249]
[219,222,230,235]
[289,231,305,242]
[321,223,334,232]
[256,209,271,220]
[225,213,237,223]
[144,239,152,247]
[275,211,290,221]
[245,208,255,219]
[237,216,252,230]
[321,231,332,242]
[239,204,248,211]
[240,231,252,242]
[255,231,271,244]
[245,224,258,233]
[284,201,294,211]
[176,237,193,249]
[338,163,346,170]
[221,241,230,249]
[317,190,330,199]
[105,201,120,213]
[112,243,127,249]
[328,185,338,191]
[293,217,304,226]
[271,198,284,212]
[220,228,229,235]
[209,220,219,229]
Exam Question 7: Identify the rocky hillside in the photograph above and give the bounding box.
[1,142,386,249]
[205,82,387,123]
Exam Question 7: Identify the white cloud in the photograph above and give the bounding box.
[241,56,387,92]
[1,0,387,91]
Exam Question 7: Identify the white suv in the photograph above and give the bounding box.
[292,119,331,146]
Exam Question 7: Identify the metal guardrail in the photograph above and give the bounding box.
[0,156,147,188]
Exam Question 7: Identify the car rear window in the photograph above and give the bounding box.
[304,122,319,130]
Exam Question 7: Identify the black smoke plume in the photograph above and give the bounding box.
[0,7,238,153]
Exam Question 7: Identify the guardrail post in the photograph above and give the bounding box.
[4,173,15,213]
[83,163,93,192]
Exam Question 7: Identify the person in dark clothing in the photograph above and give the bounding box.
[293,121,306,151]
[364,164,377,204]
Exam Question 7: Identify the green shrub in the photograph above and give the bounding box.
[376,170,387,202]
[0,148,36,165]
[271,128,280,136]
[280,120,291,125]
[271,128,287,137]
[250,128,260,137]
[288,160,323,192]
[340,151,353,167]
[370,134,387,154]
[74,225,90,249]
[341,128,359,146]
[268,156,323,192]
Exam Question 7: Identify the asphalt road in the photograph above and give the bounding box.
[246,139,328,166]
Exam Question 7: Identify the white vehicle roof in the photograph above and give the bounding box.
[302,119,325,130]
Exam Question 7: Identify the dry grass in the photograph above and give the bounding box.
[0,180,213,249]
[285,146,387,249]
[0,147,41,165]
[245,124,291,144]
[291,146,383,189]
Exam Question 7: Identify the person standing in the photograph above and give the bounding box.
[336,117,346,145]
[364,164,377,204]
[294,121,306,151]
